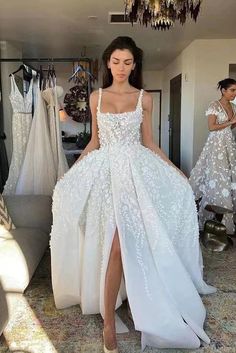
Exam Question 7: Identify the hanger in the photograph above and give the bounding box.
[46,64,56,87]
[9,64,26,77]
[68,63,94,82]
[39,65,44,90]
[9,63,33,83]
[23,62,40,74]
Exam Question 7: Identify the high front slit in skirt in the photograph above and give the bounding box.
[50,144,216,350]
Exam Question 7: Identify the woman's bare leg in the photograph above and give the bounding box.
[103,228,123,350]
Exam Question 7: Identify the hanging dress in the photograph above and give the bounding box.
[3,74,33,195]
[189,100,236,234]
[15,81,56,195]
[42,85,68,180]
[50,89,216,350]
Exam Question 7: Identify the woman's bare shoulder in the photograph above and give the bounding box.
[90,89,100,99]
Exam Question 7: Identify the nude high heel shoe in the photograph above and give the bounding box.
[103,346,119,353]
[103,331,119,353]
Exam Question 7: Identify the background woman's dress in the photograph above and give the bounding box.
[51,89,216,350]
[190,101,236,234]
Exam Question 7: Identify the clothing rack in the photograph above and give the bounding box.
[0,57,93,133]
[0,58,91,62]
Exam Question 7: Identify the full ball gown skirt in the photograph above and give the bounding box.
[50,89,216,350]
[190,100,236,234]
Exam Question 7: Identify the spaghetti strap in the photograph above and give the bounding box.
[97,88,102,113]
[136,89,144,110]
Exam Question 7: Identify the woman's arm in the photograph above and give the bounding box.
[208,114,236,131]
[75,91,100,163]
[231,104,236,129]
[141,91,187,179]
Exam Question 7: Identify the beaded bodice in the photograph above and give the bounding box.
[96,88,143,147]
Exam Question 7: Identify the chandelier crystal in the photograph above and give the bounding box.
[124,0,202,30]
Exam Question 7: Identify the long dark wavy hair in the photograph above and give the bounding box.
[102,36,143,89]
[217,78,236,92]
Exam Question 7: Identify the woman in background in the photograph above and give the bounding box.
[190,78,236,234]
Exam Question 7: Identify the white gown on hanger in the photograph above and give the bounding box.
[50,89,216,350]
[42,86,68,180]
[3,74,33,195]
[16,82,56,195]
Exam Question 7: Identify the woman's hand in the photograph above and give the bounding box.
[208,114,236,131]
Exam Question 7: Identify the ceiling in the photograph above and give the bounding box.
[0,0,236,70]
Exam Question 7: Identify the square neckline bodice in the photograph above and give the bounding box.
[97,88,144,116]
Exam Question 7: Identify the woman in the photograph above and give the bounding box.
[50,36,216,352]
[190,78,236,234]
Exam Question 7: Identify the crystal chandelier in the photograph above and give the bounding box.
[124,0,202,30]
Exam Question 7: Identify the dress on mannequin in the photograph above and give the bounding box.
[190,100,236,234]
[3,74,33,195]
[51,88,216,350]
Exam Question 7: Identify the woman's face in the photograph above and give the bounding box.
[107,49,135,83]
[222,84,236,101]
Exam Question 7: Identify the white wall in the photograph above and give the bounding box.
[143,70,163,90]
[180,43,196,174]
[229,64,236,80]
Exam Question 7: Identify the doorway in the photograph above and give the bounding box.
[147,90,162,147]
[229,64,236,104]
[169,74,181,168]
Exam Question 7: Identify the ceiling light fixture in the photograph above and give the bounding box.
[124,0,202,30]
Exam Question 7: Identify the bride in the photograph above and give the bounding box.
[50,36,216,353]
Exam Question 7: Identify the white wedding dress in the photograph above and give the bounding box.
[42,86,68,180]
[16,82,57,195]
[190,100,236,234]
[50,89,216,350]
[3,74,33,195]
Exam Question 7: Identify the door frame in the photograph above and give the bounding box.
[169,74,181,167]
[146,89,162,147]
